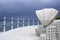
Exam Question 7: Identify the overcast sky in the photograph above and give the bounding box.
[0,0,60,19]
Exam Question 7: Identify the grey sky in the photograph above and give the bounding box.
[0,0,60,19]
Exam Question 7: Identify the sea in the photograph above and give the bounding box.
[0,19,40,32]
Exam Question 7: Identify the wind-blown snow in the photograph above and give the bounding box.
[0,25,40,40]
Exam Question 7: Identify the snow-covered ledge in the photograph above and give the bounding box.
[0,25,40,40]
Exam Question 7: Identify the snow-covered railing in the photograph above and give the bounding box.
[2,17,40,32]
[3,17,6,32]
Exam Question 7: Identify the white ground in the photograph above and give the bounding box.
[0,25,40,40]
[0,20,60,40]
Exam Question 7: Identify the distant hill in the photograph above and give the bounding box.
[55,16,60,19]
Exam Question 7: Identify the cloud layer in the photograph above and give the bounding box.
[0,0,60,19]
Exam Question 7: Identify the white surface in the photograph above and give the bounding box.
[48,25,56,28]
[50,20,60,40]
[0,20,60,40]
[50,20,60,25]
[46,25,57,40]
[40,34,46,37]
[36,8,58,26]
[0,25,40,40]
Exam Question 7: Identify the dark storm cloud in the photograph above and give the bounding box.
[0,0,60,19]
[0,0,60,11]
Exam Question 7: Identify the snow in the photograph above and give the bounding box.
[0,20,60,40]
[40,34,46,37]
[0,25,40,40]
[36,8,58,26]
